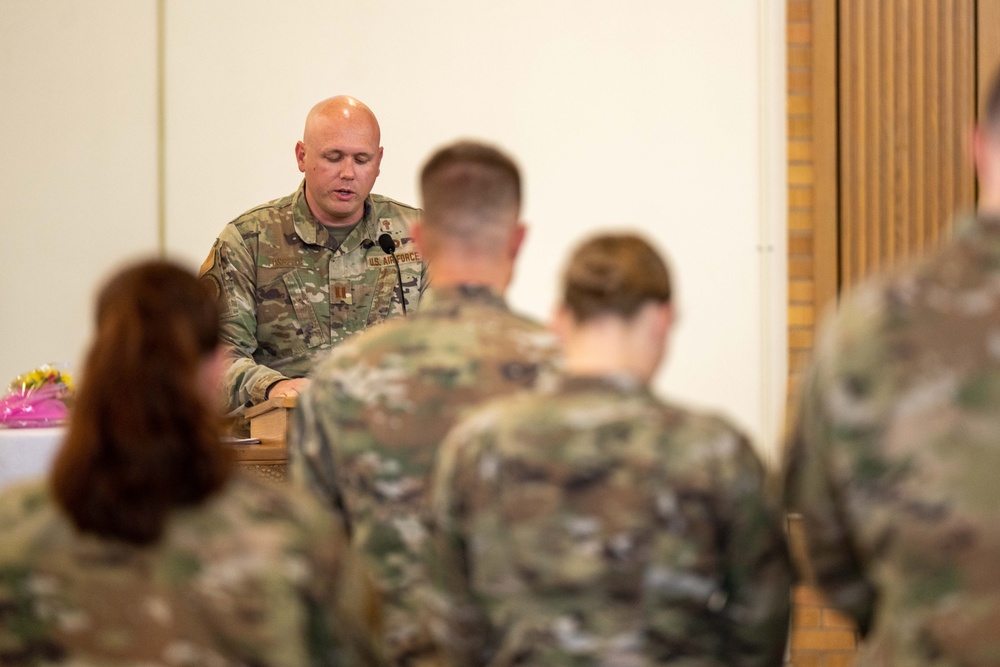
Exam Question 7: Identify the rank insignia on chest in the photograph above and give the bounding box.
[333,282,352,304]
[379,218,392,232]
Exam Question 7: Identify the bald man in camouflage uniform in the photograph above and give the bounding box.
[426,233,791,666]
[201,96,425,414]
[0,475,383,666]
[784,70,1000,665]
[289,141,557,665]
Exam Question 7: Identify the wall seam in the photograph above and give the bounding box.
[758,0,788,466]
[156,0,166,256]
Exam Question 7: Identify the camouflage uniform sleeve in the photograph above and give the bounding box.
[298,502,387,666]
[424,423,495,667]
[783,303,880,635]
[0,484,56,664]
[201,226,287,411]
[712,428,794,667]
[288,375,352,528]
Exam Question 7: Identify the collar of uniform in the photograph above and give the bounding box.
[555,372,649,396]
[947,212,1000,265]
[417,284,508,314]
[291,180,374,251]
[967,212,1000,234]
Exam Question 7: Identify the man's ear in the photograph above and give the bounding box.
[647,302,675,342]
[295,141,307,173]
[509,222,527,259]
[550,304,573,344]
[973,126,987,181]
[661,302,676,330]
[412,222,425,254]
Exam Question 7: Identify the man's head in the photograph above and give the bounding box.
[296,96,383,227]
[416,140,525,290]
[975,68,1000,214]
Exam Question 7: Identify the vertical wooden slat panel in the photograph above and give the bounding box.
[880,2,906,265]
[840,0,855,287]
[867,0,879,277]
[939,1,951,245]
[895,1,909,259]
[958,0,976,212]
[926,4,939,248]
[913,0,926,257]
[812,0,838,316]
[838,0,976,293]
[979,0,1000,128]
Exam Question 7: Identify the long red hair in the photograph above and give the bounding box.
[51,260,233,545]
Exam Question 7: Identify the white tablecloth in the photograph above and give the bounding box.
[0,426,65,491]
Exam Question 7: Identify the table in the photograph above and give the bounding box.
[0,422,289,492]
[0,426,65,491]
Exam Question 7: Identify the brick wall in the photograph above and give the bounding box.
[785,515,858,666]
[786,0,819,426]
[785,4,858,658]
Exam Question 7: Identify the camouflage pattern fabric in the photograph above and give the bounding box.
[0,475,384,666]
[288,284,559,665]
[201,182,426,413]
[426,373,792,667]
[784,215,1000,666]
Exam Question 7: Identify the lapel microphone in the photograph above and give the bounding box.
[378,233,408,316]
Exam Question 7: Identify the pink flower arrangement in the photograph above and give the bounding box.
[0,365,74,428]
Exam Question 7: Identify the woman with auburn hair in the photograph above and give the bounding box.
[0,260,382,666]
[426,233,793,666]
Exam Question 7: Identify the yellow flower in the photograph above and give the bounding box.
[11,365,74,392]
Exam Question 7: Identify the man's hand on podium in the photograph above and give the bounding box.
[267,378,310,400]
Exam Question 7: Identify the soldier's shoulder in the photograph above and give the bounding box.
[469,305,558,355]
[370,193,420,215]
[450,389,553,442]
[0,481,65,565]
[495,306,548,331]
[224,192,297,236]
[0,479,55,532]
[657,402,765,476]
[183,475,346,541]
[660,401,746,437]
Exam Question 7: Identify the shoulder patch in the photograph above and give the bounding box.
[201,274,222,302]
[199,243,216,277]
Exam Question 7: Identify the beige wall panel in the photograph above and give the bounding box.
[0,0,159,385]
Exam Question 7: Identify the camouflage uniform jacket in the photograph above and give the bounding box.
[201,182,426,412]
[0,474,384,666]
[427,373,792,667]
[289,284,559,664]
[785,215,1000,666]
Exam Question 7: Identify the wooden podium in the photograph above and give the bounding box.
[229,394,297,482]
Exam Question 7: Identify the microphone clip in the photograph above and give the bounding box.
[377,233,408,316]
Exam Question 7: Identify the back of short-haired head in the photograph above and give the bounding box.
[985,66,1000,136]
[51,259,232,546]
[419,140,521,241]
[562,233,673,322]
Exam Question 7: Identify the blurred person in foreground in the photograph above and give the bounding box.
[0,260,382,666]
[426,233,792,666]
[289,140,558,665]
[784,69,1000,665]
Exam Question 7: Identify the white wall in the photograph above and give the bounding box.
[0,0,159,387]
[1,1,787,460]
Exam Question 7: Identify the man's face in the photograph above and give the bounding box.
[296,111,382,226]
